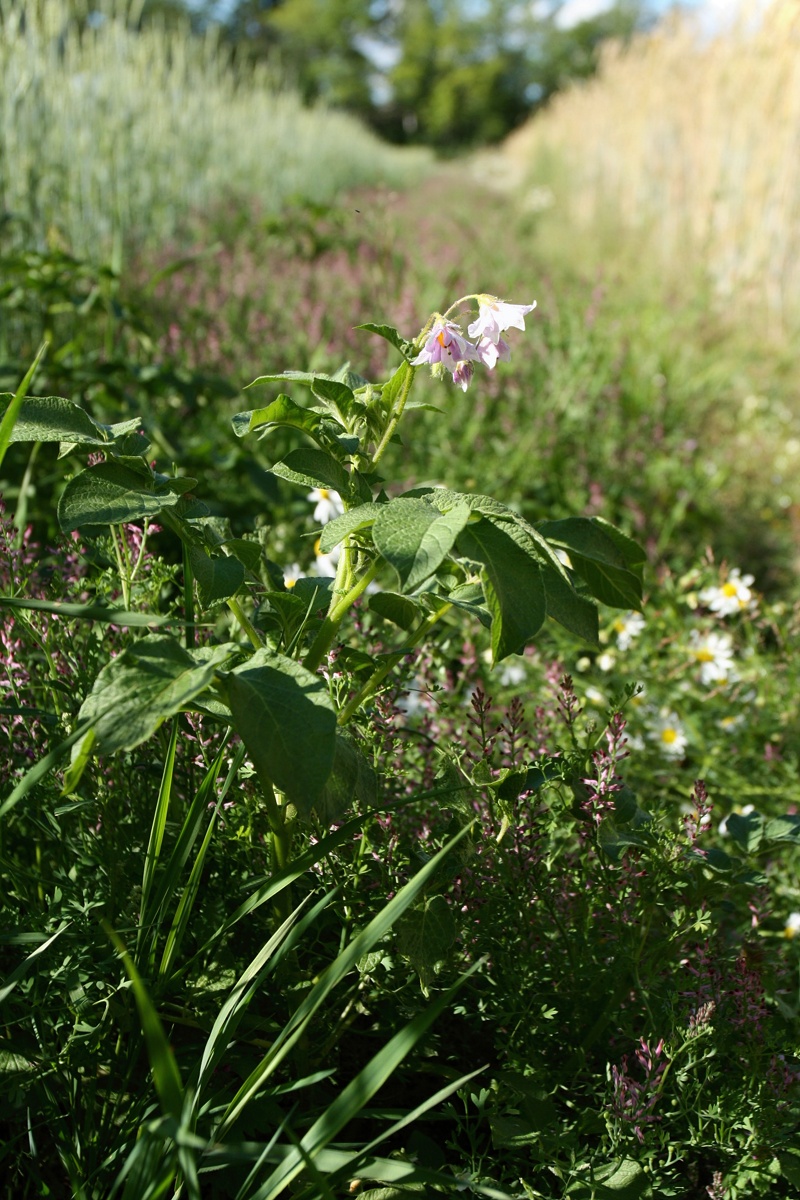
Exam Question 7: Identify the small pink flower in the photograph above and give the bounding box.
[468,295,537,344]
[475,336,511,369]
[452,360,475,391]
[411,320,479,376]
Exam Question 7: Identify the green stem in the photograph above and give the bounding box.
[442,293,479,322]
[302,561,379,674]
[13,441,41,548]
[227,593,262,651]
[258,772,292,922]
[182,540,196,650]
[110,526,131,611]
[337,601,452,726]
[370,361,415,468]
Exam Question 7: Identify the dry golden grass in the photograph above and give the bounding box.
[505,0,800,332]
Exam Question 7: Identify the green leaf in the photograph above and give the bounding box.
[456,516,547,661]
[702,846,735,872]
[726,810,764,854]
[778,1150,800,1189]
[318,503,382,553]
[373,497,471,593]
[224,648,336,815]
[57,461,184,532]
[397,895,456,989]
[764,815,800,842]
[246,369,361,412]
[431,581,491,627]
[246,369,333,389]
[541,564,599,646]
[369,591,422,631]
[188,545,245,607]
[231,394,321,440]
[311,376,355,413]
[224,538,263,572]
[0,391,143,451]
[271,447,350,495]
[0,595,174,627]
[317,732,378,824]
[355,321,414,356]
[69,638,236,778]
[537,517,644,610]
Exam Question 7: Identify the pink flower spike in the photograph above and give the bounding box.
[475,335,511,370]
[468,295,537,344]
[411,319,478,375]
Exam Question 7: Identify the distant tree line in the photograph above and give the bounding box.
[145,0,653,149]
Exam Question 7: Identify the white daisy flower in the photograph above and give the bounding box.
[699,568,755,617]
[283,562,303,589]
[784,912,800,939]
[596,651,616,672]
[718,713,745,733]
[649,710,688,759]
[611,611,645,651]
[584,686,607,707]
[499,659,526,687]
[311,537,341,578]
[688,629,737,686]
[308,488,344,525]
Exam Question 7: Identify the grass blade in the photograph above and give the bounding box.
[215,822,474,1141]
[104,923,184,1121]
[0,342,48,471]
[251,961,482,1199]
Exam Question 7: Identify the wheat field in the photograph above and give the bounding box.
[506,0,800,330]
[0,0,425,260]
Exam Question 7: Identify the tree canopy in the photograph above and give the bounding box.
[198,0,650,149]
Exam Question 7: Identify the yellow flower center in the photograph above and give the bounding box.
[314,537,322,554]
[286,578,297,589]
[695,649,714,662]
[722,582,738,597]
[661,728,678,744]
[318,488,330,500]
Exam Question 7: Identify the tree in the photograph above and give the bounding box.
[212,0,649,149]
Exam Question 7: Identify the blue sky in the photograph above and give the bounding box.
[554,0,760,28]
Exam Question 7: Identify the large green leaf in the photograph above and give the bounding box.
[188,545,245,608]
[317,731,378,824]
[541,564,599,646]
[536,517,644,610]
[231,394,321,441]
[57,461,187,532]
[67,638,237,784]
[397,894,456,991]
[224,649,336,815]
[0,392,143,450]
[271,447,350,495]
[457,516,547,661]
[246,370,358,413]
[318,502,382,553]
[373,496,471,593]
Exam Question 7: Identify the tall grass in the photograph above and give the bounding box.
[506,0,800,332]
[0,0,427,259]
